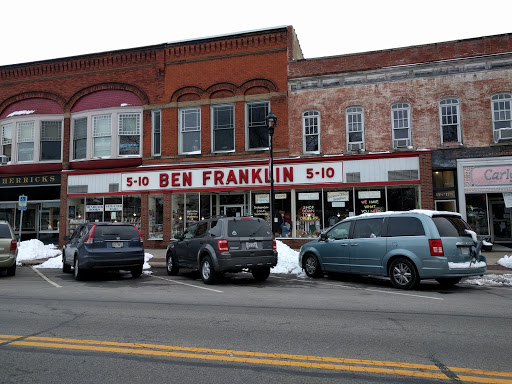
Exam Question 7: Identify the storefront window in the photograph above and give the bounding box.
[387,187,418,211]
[0,204,16,228]
[354,189,386,215]
[186,193,199,225]
[296,191,322,238]
[466,194,489,236]
[148,194,163,240]
[200,194,213,220]
[274,192,292,238]
[68,197,85,235]
[86,197,104,222]
[172,193,184,238]
[323,190,353,228]
[104,197,122,222]
[123,195,141,228]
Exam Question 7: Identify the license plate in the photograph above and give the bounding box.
[246,242,258,249]
[461,247,469,255]
[112,242,124,248]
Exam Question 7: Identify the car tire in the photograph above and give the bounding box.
[62,252,71,273]
[131,266,143,278]
[200,255,218,285]
[74,257,85,281]
[389,258,419,290]
[252,267,271,281]
[166,253,180,276]
[435,277,462,287]
[303,254,323,278]
[6,263,16,276]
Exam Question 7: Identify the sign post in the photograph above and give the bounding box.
[18,195,27,243]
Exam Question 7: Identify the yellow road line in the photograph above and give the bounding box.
[3,335,511,383]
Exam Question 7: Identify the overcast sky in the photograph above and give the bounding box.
[1,0,511,67]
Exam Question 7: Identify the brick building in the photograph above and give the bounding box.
[0,26,302,246]
[288,33,512,244]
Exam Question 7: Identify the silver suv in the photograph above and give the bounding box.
[0,221,18,277]
[166,217,277,284]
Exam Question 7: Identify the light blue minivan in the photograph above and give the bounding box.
[298,210,487,289]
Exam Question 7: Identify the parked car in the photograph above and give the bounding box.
[298,210,487,289]
[62,222,144,280]
[0,221,18,276]
[166,216,277,284]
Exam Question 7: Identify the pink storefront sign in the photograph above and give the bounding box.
[468,165,512,186]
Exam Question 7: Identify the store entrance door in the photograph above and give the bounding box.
[490,200,512,243]
[223,205,244,217]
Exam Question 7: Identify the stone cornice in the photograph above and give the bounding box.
[289,52,512,92]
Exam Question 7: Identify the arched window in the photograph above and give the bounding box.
[391,102,412,148]
[346,106,365,151]
[302,110,320,154]
[491,93,512,143]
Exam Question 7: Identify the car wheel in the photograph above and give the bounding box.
[131,266,143,278]
[62,252,71,273]
[200,255,217,285]
[6,263,16,276]
[74,258,85,281]
[166,253,180,276]
[252,267,271,281]
[303,254,323,278]
[435,277,462,287]
[389,258,419,290]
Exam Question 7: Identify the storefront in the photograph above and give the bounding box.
[66,153,425,247]
[457,157,512,244]
[0,174,61,243]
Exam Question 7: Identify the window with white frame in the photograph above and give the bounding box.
[40,121,62,160]
[179,107,201,154]
[212,104,234,152]
[93,115,112,157]
[152,110,161,156]
[439,98,461,144]
[391,102,412,148]
[246,101,269,150]
[302,110,320,153]
[492,93,512,143]
[17,121,35,161]
[118,113,140,155]
[346,107,365,151]
[73,117,87,160]
[1,123,12,163]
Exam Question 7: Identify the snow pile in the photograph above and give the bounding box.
[498,255,512,269]
[272,241,303,275]
[17,239,60,264]
[463,274,512,287]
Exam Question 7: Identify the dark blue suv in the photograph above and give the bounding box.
[62,222,144,280]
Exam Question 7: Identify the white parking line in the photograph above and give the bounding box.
[151,275,223,293]
[30,267,62,288]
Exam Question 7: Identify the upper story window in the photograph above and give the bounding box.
[151,110,161,156]
[439,98,461,144]
[92,114,112,157]
[0,98,64,166]
[391,102,412,148]
[492,93,512,143]
[302,110,320,154]
[246,101,269,150]
[346,107,364,151]
[118,113,141,155]
[179,107,201,155]
[73,118,87,160]
[212,104,234,153]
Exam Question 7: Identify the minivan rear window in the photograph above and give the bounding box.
[387,217,425,237]
[432,216,470,237]
[0,224,12,238]
[227,219,272,237]
[94,225,139,240]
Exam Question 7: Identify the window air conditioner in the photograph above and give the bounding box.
[394,138,411,148]
[348,142,364,151]
[494,128,512,143]
[0,156,8,165]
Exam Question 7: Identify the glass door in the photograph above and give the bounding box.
[490,200,512,242]
[223,205,244,217]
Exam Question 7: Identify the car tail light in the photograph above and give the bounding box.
[10,240,17,251]
[84,225,96,244]
[273,239,276,250]
[217,239,229,252]
[429,239,444,256]
[133,225,143,243]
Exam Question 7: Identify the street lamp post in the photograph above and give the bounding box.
[266,110,277,235]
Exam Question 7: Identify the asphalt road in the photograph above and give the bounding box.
[0,266,511,384]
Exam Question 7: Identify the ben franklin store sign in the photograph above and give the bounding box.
[122,162,342,191]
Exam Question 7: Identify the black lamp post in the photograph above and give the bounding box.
[266,110,277,235]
